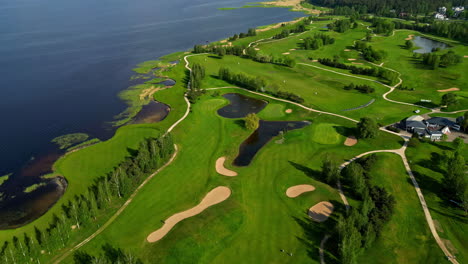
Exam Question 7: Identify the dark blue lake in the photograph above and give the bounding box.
[0,0,303,227]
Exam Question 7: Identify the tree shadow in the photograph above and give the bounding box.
[288,161,321,181]
[332,126,356,137]
[407,171,442,198]
[233,119,245,129]
[126,147,138,157]
[208,55,222,59]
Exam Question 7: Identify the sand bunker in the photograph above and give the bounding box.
[216,157,238,177]
[464,55,468,58]
[438,87,460,92]
[285,109,293,114]
[344,136,357,146]
[405,34,414,40]
[347,58,356,61]
[308,201,334,222]
[289,48,296,51]
[344,49,351,51]
[147,186,231,243]
[286,184,316,198]
[254,48,260,51]
[282,52,290,55]
[352,62,363,65]
[311,60,318,62]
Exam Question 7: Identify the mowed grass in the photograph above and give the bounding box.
[189,54,425,125]
[406,141,468,263]
[367,30,468,110]
[63,89,404,263]
[358,153,445,264]
[310,123,345,145]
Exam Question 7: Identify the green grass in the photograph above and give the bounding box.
[59,88,403,263]
[357,153,446,264]
[310,123,345,145]
[257,103,286,119]
[406,141,468,263]
[24,183,47,193]
[0,174,9,187]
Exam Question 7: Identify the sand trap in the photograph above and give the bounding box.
[464,55,468,58]
[405,34,414,40]
[286,184,316,198]
[352,62,363,65]
[347,58,356,61]
[308,201,334,222]
[282,52,290,55]
[285,109,293,114]
[344,136,357,146]
[344,49,351,51]
[289,48,296,51]
[311,59,318,62]
[216,157,238,176]
[147,186,231,243]
[254,48,260,51]
[438,87,460,92]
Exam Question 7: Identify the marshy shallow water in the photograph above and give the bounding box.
[132,100,170,124]
[217,93,268,118]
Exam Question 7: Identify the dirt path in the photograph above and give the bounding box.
[286,184,315,198]
[319,234,331,264]
[438,88,460,92]
[216,157,238,176]
[147,186,231,243]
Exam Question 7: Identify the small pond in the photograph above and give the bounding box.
[157,79,176,86]
[132,100,170,124]
[233,120,310,166]
[217,93,268,118]
[413,36,448,54]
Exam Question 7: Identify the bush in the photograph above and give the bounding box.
[245,113,260,130]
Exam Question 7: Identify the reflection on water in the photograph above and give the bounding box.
[233,120,310,166]
[217,93,268,118]
[413,36,448,54]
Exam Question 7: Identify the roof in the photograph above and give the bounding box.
[426,117,456,127]
[406,120,426,129]
[427,129,443,135]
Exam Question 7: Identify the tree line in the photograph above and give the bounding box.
[344,83,375,94]
[354,41,387,63]
[321,153,396,264]
[0,135,174,264]
[302,33,335,50]
[218,67,304,103]
[328,19,353,33]
[417,50,463,69]
[187,63,206,103]
[317,58,399,84]
[272,18,312,40]
[227,28,257,42]
[73,243,143,264]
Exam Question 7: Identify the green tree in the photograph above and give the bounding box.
[343,162,367,196]
[441,93,458,107]
[357,117,379,139]
[444,152,467,205]
[321,156,340,184]
[453,137,464,153]
[405,40,413,49]
[463,112,468,131]
[245,113,260,130]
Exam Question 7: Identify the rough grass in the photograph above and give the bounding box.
[405,141,468,263]
[358,153,446,264]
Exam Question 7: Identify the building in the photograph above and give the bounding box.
[403,115,464,140]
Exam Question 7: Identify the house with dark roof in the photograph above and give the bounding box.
[403,115,464,140]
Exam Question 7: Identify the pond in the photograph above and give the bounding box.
[413,36,448,54]
[217,93,268,118]
[131,101,170,124]
[233,120,310,166]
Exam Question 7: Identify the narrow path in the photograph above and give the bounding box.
[319,234,331,264]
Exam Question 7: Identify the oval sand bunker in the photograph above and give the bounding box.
[308,201,334,222]
[216,157,238,176]
[286,184,315,198]
[344,136,357,146]
[147,186,231,243]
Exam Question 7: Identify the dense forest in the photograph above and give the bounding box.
[309,0,467,15]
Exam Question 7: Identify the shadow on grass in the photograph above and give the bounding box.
[408,171,442,198]
[293,199,345,264]
[333,126,356,137]
[288,161,321,181]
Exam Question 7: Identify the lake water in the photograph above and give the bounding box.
[413,36,448,53]
[0,0,303,227]
[217,93,268,118]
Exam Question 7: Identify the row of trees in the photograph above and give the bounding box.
[218,67,305,103]
[0,135,174,264]
[320,153,396,264]
[419,50,463,69]
[193,44,245,56]
[228,28,257,41]
[244,47,296,67]
[74,243,143,264]
[344,83,375,93]
[328,19,353,33]
[354,41,387,62]
[302,33,336,50]
[187,63,206,103]
[272,20,311,40]
[317,58,399,84]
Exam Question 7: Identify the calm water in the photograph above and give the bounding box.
[413,36,448,53]
[0,0,303,227]
[217,93,268,118]
[234,120,310,166]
